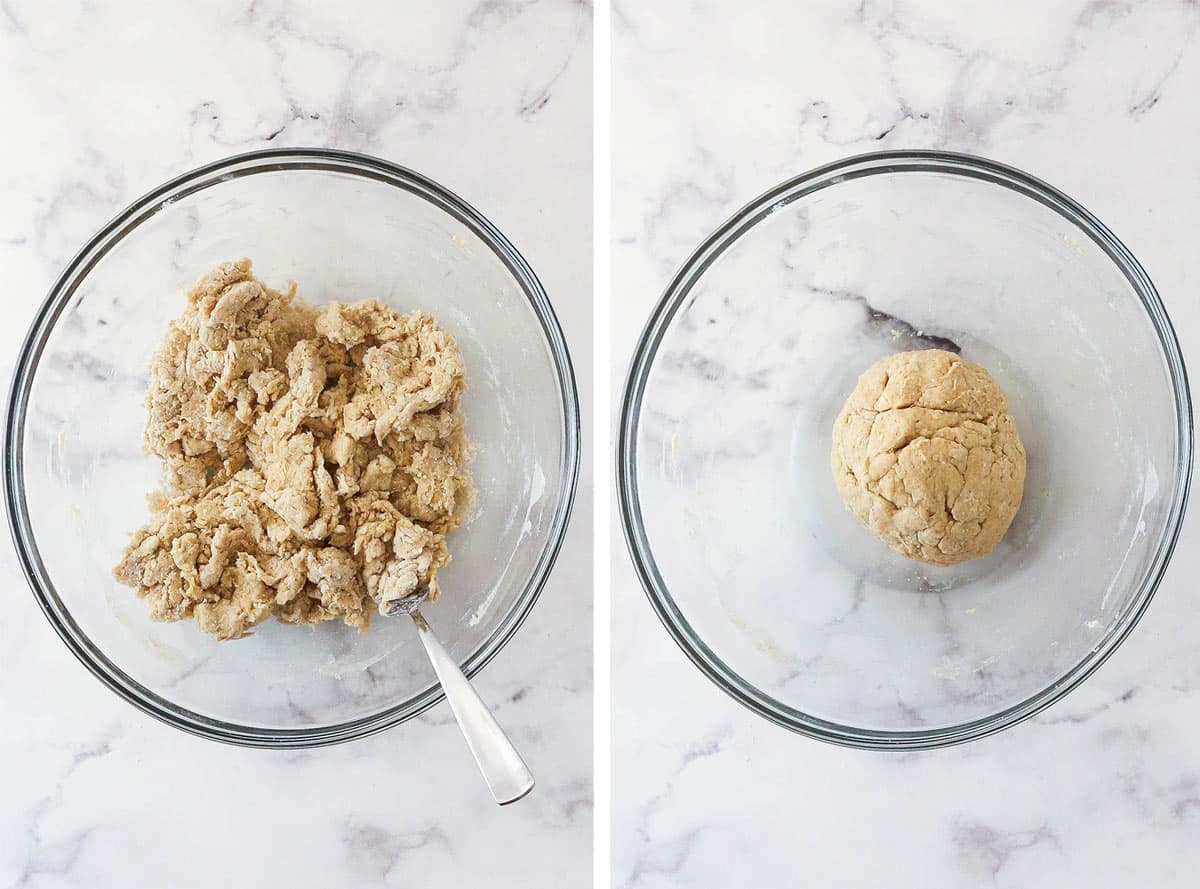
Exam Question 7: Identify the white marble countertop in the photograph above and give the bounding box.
[0,2,592,887]
[613,1,1200,886]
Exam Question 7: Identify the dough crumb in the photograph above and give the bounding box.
[830,349,1025,566]
[113,259,471,640]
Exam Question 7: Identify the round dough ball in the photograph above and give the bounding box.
[830,349,1026,566]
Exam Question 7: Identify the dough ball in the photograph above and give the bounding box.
[830,349,1026,566]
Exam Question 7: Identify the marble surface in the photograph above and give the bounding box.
[0,2,592,887]
[613,1,1200,886]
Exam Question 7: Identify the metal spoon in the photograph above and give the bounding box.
[383,586,535,805]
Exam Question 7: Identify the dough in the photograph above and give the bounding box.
[113,259,471,640]
[830,349,1025,566]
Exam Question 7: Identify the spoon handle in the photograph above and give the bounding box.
[410,609,535,805]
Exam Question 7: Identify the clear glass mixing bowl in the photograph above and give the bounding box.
[618,151,1192,748]
[5,149,579,747]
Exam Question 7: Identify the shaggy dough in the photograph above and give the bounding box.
[830,349,1025,566]
[113,259,471,640]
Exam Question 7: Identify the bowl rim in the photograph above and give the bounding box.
[4,147,581,748]
[617,148,1194,750]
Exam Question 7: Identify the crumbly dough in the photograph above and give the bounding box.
[113,259,471,640]
[830,349,1025,566]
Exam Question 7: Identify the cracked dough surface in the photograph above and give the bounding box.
[113,259,471,640]
[831,349,1025,566]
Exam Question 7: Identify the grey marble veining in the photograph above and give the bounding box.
[0,2,592,887]
[614,0,1199,886]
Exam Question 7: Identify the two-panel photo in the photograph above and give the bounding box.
[1,1,1196,887]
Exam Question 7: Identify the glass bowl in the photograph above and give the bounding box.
[5,149,579,747]
[618,151,1192,749]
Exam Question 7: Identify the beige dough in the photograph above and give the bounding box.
[830,349,1025,566]
[113,259,471,640]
